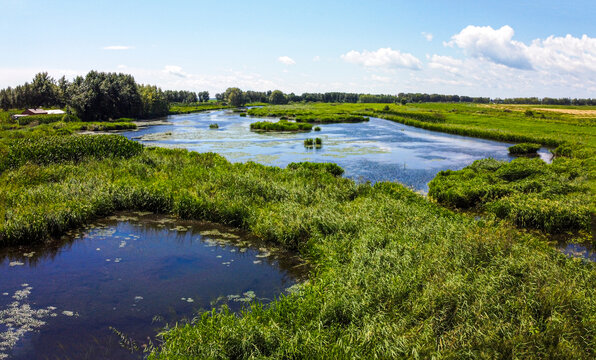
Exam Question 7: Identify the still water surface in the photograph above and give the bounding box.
[121,110,552,191]
[0,213,304,359]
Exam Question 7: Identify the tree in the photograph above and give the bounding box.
[224,87,245,107]
[67,71,142,121]
[0,89,9,110]
[199,91,210,102]
[139,85,169,118]
[30,72,58,107]
[269,90,288,104]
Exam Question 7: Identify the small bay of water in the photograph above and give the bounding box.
[0,212,304,359]
[121,110,552,192]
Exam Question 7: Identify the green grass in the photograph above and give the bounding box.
[428,157,592,234]
[248,103,596,235]
[250,120,313,132]
[0,142,593,359]
[0,103,594,358]
[169,102,232,115]
[248,104,369,123]
[509,142,542,155]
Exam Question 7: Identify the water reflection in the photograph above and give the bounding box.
[0,212,305,360]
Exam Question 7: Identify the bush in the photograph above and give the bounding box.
[250,120,312,132]
[17,114,72,126]
[314,126,321,131]
[508,143,541,155]
[428,157,591,232]
[209,123,219,129]
[0,135,143,172]
[287,162,344,176]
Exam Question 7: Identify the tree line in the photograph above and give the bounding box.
[0,72,211,121]
[216,89,596,106]
[164,90,210,103]
[2,72,594,121]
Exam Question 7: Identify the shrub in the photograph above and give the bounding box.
[250,120,312,132]
[428,157,591,232]
[0,135,143,172]
[314,126,321,131]
[508,143,541,155]
[287,162,344,176]
[209,123,219,129]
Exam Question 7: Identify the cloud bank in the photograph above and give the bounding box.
[341,48,422,70]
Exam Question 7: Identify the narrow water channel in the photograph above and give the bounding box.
[0,212,305,359]
[121,110,552,192]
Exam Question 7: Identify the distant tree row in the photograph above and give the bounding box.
[3,74,595,120]
[164,90,210,103]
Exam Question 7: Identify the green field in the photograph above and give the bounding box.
[0,103,594,358]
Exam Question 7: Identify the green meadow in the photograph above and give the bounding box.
[0,102,594,358]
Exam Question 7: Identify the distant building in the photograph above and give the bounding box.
[12,108,65,120]
[22,108,48,115]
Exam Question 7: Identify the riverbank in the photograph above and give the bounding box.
[0,103,594,358]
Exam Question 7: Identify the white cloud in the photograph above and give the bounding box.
[163,65,188,78]
[341,47,422,70]
[526,34,596,74]
[370,74,391,83]
[444,25,596,82]
[312,55,320,62]
[102,45,132,50]
[422,32,433,42]
[446,25,532,69]
[278,56,296,65]
[428,55,463,74]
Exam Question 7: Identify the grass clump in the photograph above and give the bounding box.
[0,135,143,173]
[250,120,312,132]
[304,137,322,148]
[428,157,592,233]
[314,126,321,131]
[209,123,219,129]
[509,142,541,155]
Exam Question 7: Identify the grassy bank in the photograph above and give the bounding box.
[169,102,233,115]
[248,103,595,236]
[0,134,593,358]
[0,104,594,358]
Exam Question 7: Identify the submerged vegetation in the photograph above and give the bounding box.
[250,120,313,132]
[0,98,594,358]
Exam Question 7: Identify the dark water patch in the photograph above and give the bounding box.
[559,242,595,262]
[120,110,552,192]
[0,212,305,359]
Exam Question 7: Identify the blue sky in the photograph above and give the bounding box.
[1,0,595,97]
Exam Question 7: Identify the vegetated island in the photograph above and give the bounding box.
[250,120,313,132]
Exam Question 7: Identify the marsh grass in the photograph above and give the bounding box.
[250,120,312,132]
[509,142,541,155]
[0,103,594,358]
[428,157,592,233]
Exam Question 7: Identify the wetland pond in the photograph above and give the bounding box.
[0,212,305,359]
[122,109,552,192]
